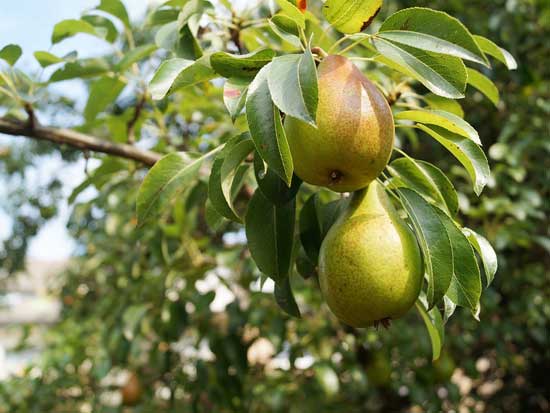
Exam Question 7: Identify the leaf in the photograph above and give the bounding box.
[254,153,301,206]
[423,93,464,118]
[178,0,213,26]
[210,49,275,79]
[0,44,22,66]
[267,51,318,125]
[49,58,110,82]
[246,64,294,186]
[323,0,382,34]
[443,295,457,323]
[115,44,158,71]
[418,124,490,196]
[68,158,127,204]
[82,14,118,43]
[466,68,500,106]
[463,228,497,286]
[380,8,488,66]
[34,51,63,68]
[388,157,458,216]
[97,0,131,28]
[137,147,222,224]
[274,276,301,317]
[275,0,306,29]
[269,15,302,48]
[51,19,107,44]
[415,299,444,361]
[149,56,216,100]
[84,76,126,122]
[372,37,467,99]
[155,21,202,59]
[223,78,249,122]
[436,209,482,315]
[245,189,296,282]
[122,304,149,340]
[396,109,480,145]
[208,134,254,222]
[473,35,517,70]
[398,188,453,308]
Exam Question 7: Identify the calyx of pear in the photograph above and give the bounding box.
[319,181,423,328]
[284,55,394,193]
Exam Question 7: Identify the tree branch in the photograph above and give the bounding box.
[0,117,162,166]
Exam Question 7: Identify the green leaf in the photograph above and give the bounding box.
[208,134,254,222]
[388,157,458,217]
[398,188,453,308]
[246,64,294,186]
[473,35,517,70]
[275,0,306,29]
[122,304,149,340]
[373,37,467,99]
[323,0,382,34]
[436,210,482,315]
[68,158,127,204]
[443,295,457,323]
[82,14,118,43]
[51,19,107,44]
[210,49,275,79]
[0,44,22,66]
[463,228,497,286]
[269,14,301,48]
[115,44,158,72]
[223,78,249,122]
[466,68,500,106]
[423,93,464,118]
[267,51,318,125]
[155,21,203,59]
[380,8,488,66]
[137,147,222,224]
[149,56,216,100]
[97,0,131,28]
[418,125,490,196]
[49,58,110,82]
[396,109,480,145]
[84,76,126,122]
[33,51,63,68]
[415,299,444,361]
[254,153,301,206]
[178,0,213,27]
[245,189,296,282]
[274,276,301,317]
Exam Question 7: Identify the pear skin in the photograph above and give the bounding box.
[284,55,394,193]
[319,182,422,327]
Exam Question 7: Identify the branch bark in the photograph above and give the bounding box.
[0,117,162,166]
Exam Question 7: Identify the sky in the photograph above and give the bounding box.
[0,0,163,260]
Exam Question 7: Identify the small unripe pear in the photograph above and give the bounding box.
[284,55,394,192]
[319,182,422,327]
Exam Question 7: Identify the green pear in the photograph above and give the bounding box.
[284,55,394,193]
[318,181,422,327]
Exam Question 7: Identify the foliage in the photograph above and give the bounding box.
[0,0,548,412]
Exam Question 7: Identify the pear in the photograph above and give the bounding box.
[284,55,394,193]
[318,181,422,327]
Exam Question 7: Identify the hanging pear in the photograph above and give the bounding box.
[318,182,423,327]
[284,55,394,193]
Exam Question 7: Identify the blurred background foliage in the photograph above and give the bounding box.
[0,0,548,412]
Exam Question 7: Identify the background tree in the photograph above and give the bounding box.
[0,0,548,412]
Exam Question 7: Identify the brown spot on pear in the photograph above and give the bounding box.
[284,55,394,193]
[318,181,422,328]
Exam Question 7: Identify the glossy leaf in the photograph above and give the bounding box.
[268,51,318,125]
[149,56,216,100]
[210,49,275,79]
[396,109,480,145]
[223,78,249,122]
[436,209,482,315]
[245,189,296,282]
[398,188,453,308]
[463,228,498,286]
[84,76,126,122]
[0,44,22,66]
[246,64,294,186]
[474,35,517,70]
[323,0,382,34]
[373,37,467,99]
[388,157,458,216]
[380,8,488,66]
[418,125,490,196]
[137,147,222,224]
[467,68,500,106]
[274,276,301,317]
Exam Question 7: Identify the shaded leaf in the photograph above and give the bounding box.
[116,44,158,71]
[254,153,301,206]
[416,298,444,361]
[323,0,382,34]
[210,49,275,79]
[49,58,110,82]
[274,276,301,317]
[269,15,302,48]
[84,76,126,122]
[82,14,118,43]
[223,78,249,122]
